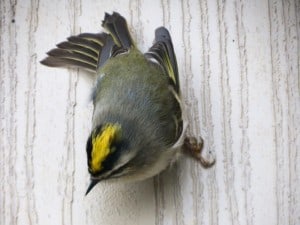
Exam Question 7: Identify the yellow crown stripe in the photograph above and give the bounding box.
[91,124,121,173]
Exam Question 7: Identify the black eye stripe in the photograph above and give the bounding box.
[89,139,129,176]
[101,139,128,169]
[110,162,129,177]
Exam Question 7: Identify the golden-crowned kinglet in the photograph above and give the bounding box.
[41,12,214,195]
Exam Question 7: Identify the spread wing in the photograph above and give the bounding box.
[40,12,134,72]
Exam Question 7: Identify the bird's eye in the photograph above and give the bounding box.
[110,163,130,178]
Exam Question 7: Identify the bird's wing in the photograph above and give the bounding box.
[40,12,135,72]
[145,27,180,94]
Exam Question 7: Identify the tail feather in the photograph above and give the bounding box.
[96,35,111,68]
[102,12,134,49]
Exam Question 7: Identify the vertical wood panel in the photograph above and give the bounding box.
[0,0,299,225]
[1,1,18,225]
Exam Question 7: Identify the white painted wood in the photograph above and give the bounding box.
[1,0,299,225]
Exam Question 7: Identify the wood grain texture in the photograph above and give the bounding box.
[0,0,299,225]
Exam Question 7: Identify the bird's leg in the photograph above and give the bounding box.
[183,137,215,168]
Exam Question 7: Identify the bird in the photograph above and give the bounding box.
[41,12,214,195]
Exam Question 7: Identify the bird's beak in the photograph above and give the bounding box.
[85,179,100,196]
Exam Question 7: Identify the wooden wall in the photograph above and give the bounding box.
[1,0,299,224]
